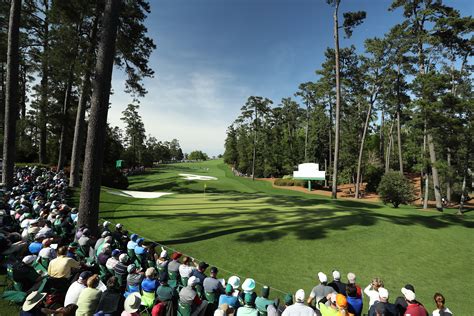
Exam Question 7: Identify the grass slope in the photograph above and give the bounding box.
[99,160,473,314]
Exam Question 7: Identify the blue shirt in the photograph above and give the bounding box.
[127,240,137,250]
[347,296,363,316]
[28,242,42,254]
[141,278,159,293]
[219,294,240,309]
[134,245,146,255]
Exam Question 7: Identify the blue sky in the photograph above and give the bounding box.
[107,0,473,157]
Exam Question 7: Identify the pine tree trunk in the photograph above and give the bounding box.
[69,15,99,187]
[355,102,372,199]
[304,103,309,162]
[2,0,21,190]
[385,122,394,174]
[427,133,443,211]
[446,148,451,203]
[38,0,49,164]
[380,107,384,166]
[331,0,341,199]
[328,98,332,175]
[78,0,121,234]
[57,68,74,170]
[251,104,257,180]
[396,65,403,175]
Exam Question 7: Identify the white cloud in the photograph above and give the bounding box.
[108,67,249,157]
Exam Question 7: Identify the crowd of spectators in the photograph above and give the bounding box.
[0,166,453,316]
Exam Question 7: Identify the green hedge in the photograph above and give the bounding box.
[274,178,305,187]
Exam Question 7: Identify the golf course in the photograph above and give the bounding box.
[96,160,473,314]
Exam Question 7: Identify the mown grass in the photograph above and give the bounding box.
[98,160,473,315]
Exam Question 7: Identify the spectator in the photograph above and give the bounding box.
[156,271,177,302]
[179,276,208,316]
[227,275,241,297]
[346,272,362,298]
[12,255,43,293]
[218,284,240,309]
[20,291,47,315]
[127,234,139,251]
[191,261,209,284]
[394,284,420,315]
[134,238,147,256]
[126,264,144,289]
[432,293,452,316]
[368,288,397,316]
[236,292,259,316]
[38,238,56,261]
[282,289,315,316]
[123,292,142,316]
[402,288,428,316]
[114,253,129,276]
[47,246,80,290]
[95,231,111,253]
[28,236,43,255]
[168,252,182,273]
[179,256,197,279]
[76,274,102,316]
[307,272,335,311]
[256,285,274,314]
[106,249,122,270]
[277,293,293,314]
[364,277,384,310]
[346,283,363,316]
[64,270,92,306]
[142,267,159,293]
[203,266,225,295]
[157,247,170,270]
[98,243,112,266]
[328,270,346,296]
[96,276,125,316]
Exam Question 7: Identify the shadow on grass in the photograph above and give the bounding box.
[101,200,473,245]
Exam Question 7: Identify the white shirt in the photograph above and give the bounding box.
[282,302,316,316]
[64,281,86,306]
[106,257,119,270]
[179,264,196,278]
[364,284,380,309]
[432,307,452,316]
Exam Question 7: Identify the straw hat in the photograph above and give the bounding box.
[22,291,46,311]
[124,292,141,313]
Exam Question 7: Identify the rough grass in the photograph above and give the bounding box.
[98,160,473,314]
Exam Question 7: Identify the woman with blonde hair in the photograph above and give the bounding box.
[363,277,384,310]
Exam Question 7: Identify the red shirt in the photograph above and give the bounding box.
[152,302,166,316]
[405,303,428,316]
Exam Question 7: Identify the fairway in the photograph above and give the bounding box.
[99,160,473,314]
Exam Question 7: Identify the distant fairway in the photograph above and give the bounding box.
[99,160,473,314]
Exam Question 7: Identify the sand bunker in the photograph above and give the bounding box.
[106,190,172,199]
[179,173,218,181]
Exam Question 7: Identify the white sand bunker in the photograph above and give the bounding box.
[179,173,218,181]
[106,190,172,199]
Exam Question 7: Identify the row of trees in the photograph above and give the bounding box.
[0,0,159,234]
[224,0,473,212]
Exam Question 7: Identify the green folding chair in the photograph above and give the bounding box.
[178,301,191,316]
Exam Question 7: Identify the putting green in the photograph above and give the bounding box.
[99,160,473,314]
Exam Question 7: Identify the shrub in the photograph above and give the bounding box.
[282,175,293,180]
[102,168,129,190]
[377,172,414,208]
[365,165,384,193]
[274,179,306,187]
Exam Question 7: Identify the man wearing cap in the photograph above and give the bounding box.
[307,272,335,311]
[236,292,259,316]
[168,252,182,273]
[64,271,92,306]
[179,256,198,279]
[203,266,225,295]
[394,284,427,315]
[94,231,110,254]
[126,264,144,288]
[12,255,42,292]
[282,289,315,316]
[255,285,275,314]
[219,283,240,309]
[368,288,397,316]
[191,261,209,284]
[401,287,428,316]
[28,236,43,255]
[127,234,139,251]
[179,276,209,316]
[38,238,56,261]
[113,253,129,277]
[328,270,346,296]
[112,223,124,242]
[156,271,177,302]
[106,249,121,270]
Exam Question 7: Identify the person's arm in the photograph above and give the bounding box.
[363,283,372,296]
[307,289,315,305]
